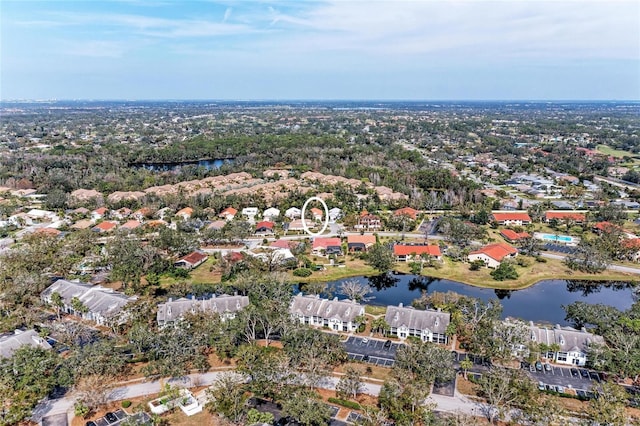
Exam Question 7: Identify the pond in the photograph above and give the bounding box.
[320,274,638,326]
[133,158,232,171]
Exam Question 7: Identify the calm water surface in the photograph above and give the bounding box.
[323,274,637,326]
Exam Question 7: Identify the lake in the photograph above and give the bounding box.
[134,158,232,171]
[320,274,638,326]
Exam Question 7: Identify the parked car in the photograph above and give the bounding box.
[570,368,579,377]
[535,361,543,371]
[529,364,536,373]
[85,422,97,426]
[384,340,392,348]
[590,372,601,382]
[538,381,545,391]
[105,412,117,423]
[557,386,565,394]
[580,369,590,378]
[544,363,552,372]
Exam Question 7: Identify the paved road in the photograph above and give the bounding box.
[541,252,640,275]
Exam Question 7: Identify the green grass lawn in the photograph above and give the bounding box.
[597,144,638,159]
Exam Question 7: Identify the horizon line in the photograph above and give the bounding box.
[2,98,639,103]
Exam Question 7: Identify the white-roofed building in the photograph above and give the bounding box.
[385,303,450,344]
[0,329,51,358]
[290,293,364,332]
[157,294,249,327]
[527,322,605,366]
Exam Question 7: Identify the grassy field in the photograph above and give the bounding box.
[597,144,637,159]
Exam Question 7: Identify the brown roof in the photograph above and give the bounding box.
[347,234,376,245]
[500,229,530,241]
[470,243,518,262]
[93,221,117,232]
[394,207,419,220]
[545,211,585,221]
[393,244,441,257]
[177,251,208,266]
[491,212,531,222]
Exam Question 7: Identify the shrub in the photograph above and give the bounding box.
[122,400,132,408]
[74,401,90,418]
[535,256,547,263]
[293,268,312,277]
[328,397,361,410]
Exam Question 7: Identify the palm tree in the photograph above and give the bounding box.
[50,291,64,320]
[371,317,390,337]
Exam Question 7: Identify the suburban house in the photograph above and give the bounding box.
[623,238,640,261]
[312,237,342,256]
[219,207,238,221]
[328,207,343,222]
[592,221,623,234]
[113,207,132,220]
[0,329,52,358]
[290,293,364,332]
[174,251,209,269]
[156,295,249,327]
[42,279,136,326]
[468,242,518,268]
[490,212,532,226]
[119,220,142,231]
[528,322,605,366]
[132,207,152,221]
[91,207,109,222]
[34,227,62,237]
[385,303,450,344]
[356,211,382,231]
[310,207,324,221]
[544,211,586,224]
[242,207,259,221]
[394,207,419,221]
[176,207,193,220]
[347,234,376,252]
[285,207,302,219]
[263,207,280,221]
[92,221,118,233]
[500,229,530,243]
[285,219,307,232]
[393,244,442,262]
[206,220,226,231]
[255,221,275,234]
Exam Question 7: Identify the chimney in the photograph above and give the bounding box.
[399,303,403,308]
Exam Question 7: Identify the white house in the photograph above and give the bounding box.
[41,279,136,326]
[528,322,605,366]
[0,329,52,358]
[468,243,518,269]
[242,207,259,221]
[156,294,249,327]
[329,208,343,223]
[290,293,364,332]
[385,303,450,344]
[263,207,280,221]
[285,207,301,219]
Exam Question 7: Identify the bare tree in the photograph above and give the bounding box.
[74,375,114,414]
[340,279,373,303]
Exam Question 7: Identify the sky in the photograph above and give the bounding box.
[1,0,639,100]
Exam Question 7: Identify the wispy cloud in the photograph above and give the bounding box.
[223,7,232,22]
[60,40,128,58]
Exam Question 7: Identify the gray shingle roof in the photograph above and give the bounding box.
[42,279,135,320]
[157,294,249,324]
[529,323,605,353]
[0,329,52,358]
[385,304,450,335]
[290,293,363,323]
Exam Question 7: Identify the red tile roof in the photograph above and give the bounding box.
[220,207,237,217]
[593,221,622,232]
[176,207,193,217]
[470,243,518,262]
[347,234,376,245]
[500,229,530,241]
[120,220,142,230]
[545,212,585,221]
[255,221,275,230]
[491,212,531,222]
[394,207,419,220]
[393,244,441,257]
[93,221,117,232]
[35,227,61,236]
[624,238,640,249]
[178,251,208,266]
[313,237,342,249]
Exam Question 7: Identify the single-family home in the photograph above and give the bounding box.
[290,293,364,332]
[34,227,62,237]
[42,279,136,326]
[468,242,518,268]
[385,303,450,344]
[91,207,109,222]
[219,207,238,221]
[394,207,419,221]
[174,251,209,269]
[490,212,532,226]
[328,207,343,222]
[26,209,58,222]
[285,207,302,219]
[113,207,132,220]
[263,207,280,221]
[207,220,226,231]
[347,234,376,252]
[242,207,259,221]
[72,207,90,216]
[92,221,118,233]
[255,221,275,234]
[119,220,142,231]
[312,237,342,256]
[544,211,586,224]
[356,211,382,231]
[500,229,530,243]
[176,207,194,220]
[592,222,622,234]
[0,329,52,358]
[310,207,324,221]
[132,207,152,221]
[285,219,307,232]
[156,294,249,327]
[393,244,442,262]
[528,322,605,366]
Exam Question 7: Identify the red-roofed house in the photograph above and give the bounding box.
[624,238,640,262]
[92,221,118,233]
[119,220,142,231]
[500,229,530,243]
[219,207,238,221]
[468,243,518,268]
[174,251,209,269]
[347,234,377,252]
[393,244,442,261]
[545,211,586,224]
[490,212,532,226]
[592,221,623,234]
[91,207,109,222]
[255,221,275,234]
[34,227,62,237]
[270,240,302,250]
[310,207,323,221]
[132,207,152,221]
[312,237,342,256]
[356,212,382,231]
[394,207,419,220]
[176,207,193,220]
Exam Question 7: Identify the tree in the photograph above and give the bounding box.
[366,243,395,273]
[206,373,248,424]
[281,388,332,426]
[564,238,610,273]
[517,236,542,256]
[340,279,373,303]
[236,344,292,401]
[50,291,64,320]
[371,317,390,336]
[477,367,534,424]
[393,341,455,387]
[490,262,518,281]
[459,358,473,380]
[246,408,274,425]
[336,366,364,399]
[74,375,114,416]
[70,296,88,314]
[587,381,630,426]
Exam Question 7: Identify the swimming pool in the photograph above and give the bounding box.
[534,233,577,244]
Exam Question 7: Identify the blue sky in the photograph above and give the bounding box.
[1,0,638,100]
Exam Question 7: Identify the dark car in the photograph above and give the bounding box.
[580,369,589,378]
[85,422,97,426]
[535,361,543,371]
[362,355,370,361]
[384,340,392,348]
[570,368,579,377]
[105,412,117,423]
[590,372,601,382]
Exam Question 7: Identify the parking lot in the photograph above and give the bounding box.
[522,362,598,392]
[343,336,400,367]
[432,377,456,397]
[86,409,151,426]
[544,243,577,255]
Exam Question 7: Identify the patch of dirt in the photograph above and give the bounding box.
[456,375,480,396]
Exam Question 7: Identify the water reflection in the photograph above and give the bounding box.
[367,273,400,291]
[565,280,636,297]
[494,289,512,300]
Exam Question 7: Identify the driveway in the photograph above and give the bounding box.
[343,336,400,367]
